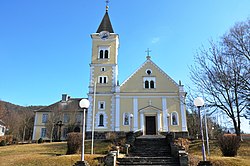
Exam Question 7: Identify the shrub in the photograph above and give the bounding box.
[0,135,13,145]
[0,140,6,146]
[38,138,43,144]
[218,134,240,157]
[5,135,13,144]
[66,132,82,154]
[174,138,190,152]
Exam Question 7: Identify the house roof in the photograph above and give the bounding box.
[35,98,84,112]
[96,11,114,33]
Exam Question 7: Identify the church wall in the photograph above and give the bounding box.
[167,98,182,132]
[119,98,133,131]
[93,95,113,131]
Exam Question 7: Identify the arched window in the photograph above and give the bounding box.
[105,50,109,58]
[171,112,178,125]
[99,114,104,126]
[99,50,104,59]
[123,113,129,125]
[145,80,149,89]
[150,80,155,88]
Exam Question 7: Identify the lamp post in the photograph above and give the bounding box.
[91,81,97,155]
[130,113,133,132]
[167,113,170,133]
[194,97,206,161]
[79,98,90,165]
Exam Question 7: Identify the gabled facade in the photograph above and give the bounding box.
[32,94,84,141]
[86,6,188,136]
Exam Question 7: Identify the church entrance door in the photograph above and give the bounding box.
[145,116,156,135]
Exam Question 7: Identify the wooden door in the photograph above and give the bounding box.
[146,116,156,135]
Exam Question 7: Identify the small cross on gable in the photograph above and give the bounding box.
[145,48,152,60]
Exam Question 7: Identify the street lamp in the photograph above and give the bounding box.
[79,98,90,165]
[130,113,133,132]
[167,113,170,133]
[194,97,206,161]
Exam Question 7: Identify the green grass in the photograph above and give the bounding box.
[1,138,250,166]
[0,140,111,166]
[188,139,250,166]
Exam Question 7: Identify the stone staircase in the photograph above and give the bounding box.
[117,136,180,166]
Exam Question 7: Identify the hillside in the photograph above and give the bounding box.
[0,100,46,140]
[0,100,45,113]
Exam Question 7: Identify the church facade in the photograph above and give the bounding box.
[86,8,188,136]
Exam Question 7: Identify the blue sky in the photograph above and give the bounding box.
[0,0,249,106]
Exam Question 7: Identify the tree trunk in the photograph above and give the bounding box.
[50,126,54,143]
[22,125,26,143]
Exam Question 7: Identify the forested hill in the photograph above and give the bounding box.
[0,100,45,113]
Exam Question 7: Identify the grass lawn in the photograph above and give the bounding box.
[1,138,250,166]
[0,140,110,166]
[188,139,250,166]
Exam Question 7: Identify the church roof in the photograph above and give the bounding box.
[96,11,114,33]
[120,57,179,87]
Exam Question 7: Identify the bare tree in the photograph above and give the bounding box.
[45,103,63,142]
[0,101,9,119]
[44,99,82,142]
[19,110,34,142]
[190,19,250,136]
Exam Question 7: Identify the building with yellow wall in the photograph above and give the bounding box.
[86,6,188,137]
[33,6,188,141]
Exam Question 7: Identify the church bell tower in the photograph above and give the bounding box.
[87,2,119,131]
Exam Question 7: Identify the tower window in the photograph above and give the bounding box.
[99,50,104,59]
[99,114,104,126]
[101,67,105,72]
[98,46,110,59]
[105,50,109,58]
[98,101,105,110]
[99,76,108,84]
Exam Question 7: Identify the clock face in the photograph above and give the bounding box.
[99,31,110,40]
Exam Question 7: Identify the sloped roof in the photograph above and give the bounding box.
[120,58,178,87]
[96,11,114,33]
[35,98,84,112]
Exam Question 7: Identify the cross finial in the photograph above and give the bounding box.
[106,0,110,11]
[145,48,151,60]
[148,100,152,106]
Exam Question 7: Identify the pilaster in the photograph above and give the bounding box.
[133,97,138,131]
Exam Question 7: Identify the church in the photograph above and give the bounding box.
[86,5,188,137]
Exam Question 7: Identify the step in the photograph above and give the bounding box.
[117,157,180,166]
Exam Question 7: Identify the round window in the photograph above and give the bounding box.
[146,69,152,75]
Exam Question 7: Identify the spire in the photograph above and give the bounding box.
[96,0,114,33]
